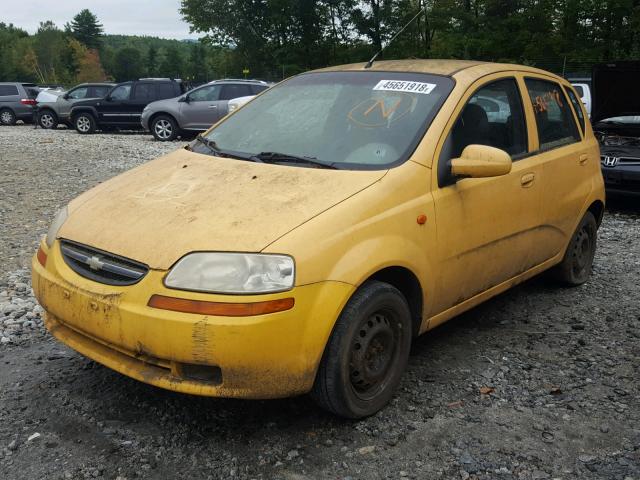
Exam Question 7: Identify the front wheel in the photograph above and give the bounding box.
[311,281,412,418]
[151,115,179,141]
[552,211,597,286]
[74,113,96,134]
[38,110,58,129]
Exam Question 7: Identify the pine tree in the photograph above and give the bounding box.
[68,9,104,49]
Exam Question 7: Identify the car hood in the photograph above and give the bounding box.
[592,62,640,123]
[59,148,385,270]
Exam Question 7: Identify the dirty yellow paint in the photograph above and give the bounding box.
[32,60,604,399]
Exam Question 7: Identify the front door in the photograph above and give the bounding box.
[430,75,546,315]
[179,84,223,130]
[97,84,132,125]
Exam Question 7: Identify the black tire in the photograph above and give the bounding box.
[311,281,412,419]
[74,112,96,134]
[37,110,58,129]
[0,108,16,126]
[552,211,597,286]
[151,114,179,141]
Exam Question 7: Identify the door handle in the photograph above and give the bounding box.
[207,105,218,109]
[579,154,588,165]
[520,173,535,187]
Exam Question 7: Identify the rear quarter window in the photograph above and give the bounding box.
[251,84,268,94]
[525,78,580,151]
[0,85,19,96]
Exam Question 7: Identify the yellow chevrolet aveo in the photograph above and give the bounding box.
[32,60,604,418]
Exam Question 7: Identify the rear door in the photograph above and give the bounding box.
[523,76,593,261]
[179,84,222,130]
[128,82,156,125]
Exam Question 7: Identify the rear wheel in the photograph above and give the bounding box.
[311,281,412,418]
[552,211,597,286]
[38,110,58,129]
[0,109,16,126]
[151,115,179,141]
[74,113,96,134]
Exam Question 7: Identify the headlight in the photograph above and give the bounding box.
[165,253,295,294]
[45,206,68,248]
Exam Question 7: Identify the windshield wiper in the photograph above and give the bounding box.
[192,135,261,162]
[254,151,338,169]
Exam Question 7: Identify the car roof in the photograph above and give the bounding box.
[208,79,268,85]
[313,59,562,80]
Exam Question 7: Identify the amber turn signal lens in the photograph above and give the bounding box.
[37,246,47,267]
[147,294,295,317]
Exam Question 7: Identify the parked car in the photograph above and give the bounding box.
[591,61,640,196]
[568,77,592,117]
[70,79,186,134]
[35,83,114,129]
[228,94,255,113]
[33,60,604,418]
[141,79,270,141]
[0,82,40,125]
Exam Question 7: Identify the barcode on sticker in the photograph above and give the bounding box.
[373,80,436,94]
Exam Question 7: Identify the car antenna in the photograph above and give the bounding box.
[365,8,426,69]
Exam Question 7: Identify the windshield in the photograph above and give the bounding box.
[202,71,454,169]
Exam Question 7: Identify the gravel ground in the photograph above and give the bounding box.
[0,124,639,480]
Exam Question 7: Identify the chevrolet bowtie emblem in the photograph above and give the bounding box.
[86,255,105,271]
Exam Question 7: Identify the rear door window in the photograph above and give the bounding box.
[0,85,19,96]
[251,84,268,94]
[565,87,586,135]
[220,84,253,100]
[132,83,155,101]
[525,78,580,150]
[157,83,177,100]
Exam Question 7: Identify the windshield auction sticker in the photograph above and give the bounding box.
[373,80,436,94]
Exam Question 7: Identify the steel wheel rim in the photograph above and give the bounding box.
[77,116,90,132]
[154,119,173,139]
[572,226,592,276]
[349,309,399,401]
[40,113,54,128]
[1,111,12,123]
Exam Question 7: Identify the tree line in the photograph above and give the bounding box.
[181,0,640,79]
[1,2,639,87]
[0,9,230,86]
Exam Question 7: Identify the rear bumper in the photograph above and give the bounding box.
[601,164,640,196]
[32,240,354,398]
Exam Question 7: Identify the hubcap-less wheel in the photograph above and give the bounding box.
[350,311,398,400]
[571,225,592,278]
[76,116,91,133]
[552,211,597,286]
[154,119,173,140]
[1,111,14,125]
[40,113,55,128]
[311,281,412,418]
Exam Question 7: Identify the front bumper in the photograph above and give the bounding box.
[601,163,640,196]
[32,240,354,398]
[140,110,151,130]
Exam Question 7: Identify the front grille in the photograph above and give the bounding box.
[60,240,149,286]
[600,155,640,166]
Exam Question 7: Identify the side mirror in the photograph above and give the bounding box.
[450,144,512,178]
[62,93,70,100]
[105,95,113,102]
[178,96,189,103]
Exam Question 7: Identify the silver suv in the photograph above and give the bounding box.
[0,83,40,125]
[141,79,270,141]
[35,83,113,129]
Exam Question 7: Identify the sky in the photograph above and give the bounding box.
[2,0,198,40]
